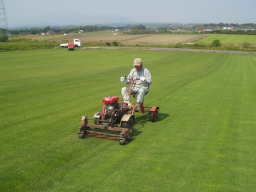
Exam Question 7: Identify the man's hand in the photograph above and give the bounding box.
[140,76,146,82]
[120,76,127,83]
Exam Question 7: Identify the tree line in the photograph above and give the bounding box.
[1,23,256,40]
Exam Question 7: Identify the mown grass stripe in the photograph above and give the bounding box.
[1,49,256,192]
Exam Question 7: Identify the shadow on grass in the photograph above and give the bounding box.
[158,113,170,121]
[132,112,169,137]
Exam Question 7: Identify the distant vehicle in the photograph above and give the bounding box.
[60,39,82,48]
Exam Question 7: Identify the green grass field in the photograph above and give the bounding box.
[1,49,256,192]
[0,41,58,51]
[196,34,256,46]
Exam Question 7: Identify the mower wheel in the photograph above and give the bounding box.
[121,118,134,130]
[121,118,134,143]
[119,138,126,145]
[126,134,132,141]
[78,133,86,139]
[150,109,159,122]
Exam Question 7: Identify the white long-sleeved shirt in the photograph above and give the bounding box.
[127,67,152,88]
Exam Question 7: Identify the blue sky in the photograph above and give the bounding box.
[4,0,256,27]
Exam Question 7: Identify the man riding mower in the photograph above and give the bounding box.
[78,58,159,145]
[120,58,152,112]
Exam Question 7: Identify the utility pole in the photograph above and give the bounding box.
[0,0,8,34]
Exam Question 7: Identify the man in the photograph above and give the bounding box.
[120,58,152,110]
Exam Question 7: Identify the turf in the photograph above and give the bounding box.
[0,49,256,192]
[0,41,58,51]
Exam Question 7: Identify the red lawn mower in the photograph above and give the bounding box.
[78,78,159,145]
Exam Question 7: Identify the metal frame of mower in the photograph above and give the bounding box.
[78,96,159,145]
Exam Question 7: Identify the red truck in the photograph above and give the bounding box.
[67,42,75,51]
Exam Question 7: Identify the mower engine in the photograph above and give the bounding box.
[95,96,128,126]
[103,97,120,120]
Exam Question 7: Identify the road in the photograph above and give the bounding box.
[83,46,256,54]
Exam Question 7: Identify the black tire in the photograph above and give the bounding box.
[78,133,86,139]
[150,109,159,122]
[150,112,154,122]
[121,118,134,141]
[121,118,134,129]
[119,138,126,145]
[126,134,132,141]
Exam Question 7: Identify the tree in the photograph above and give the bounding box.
[131,25,147,31]
[0,34,8,42]
[211,39,221,47]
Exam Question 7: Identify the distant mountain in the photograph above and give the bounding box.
[9,13,133,28]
